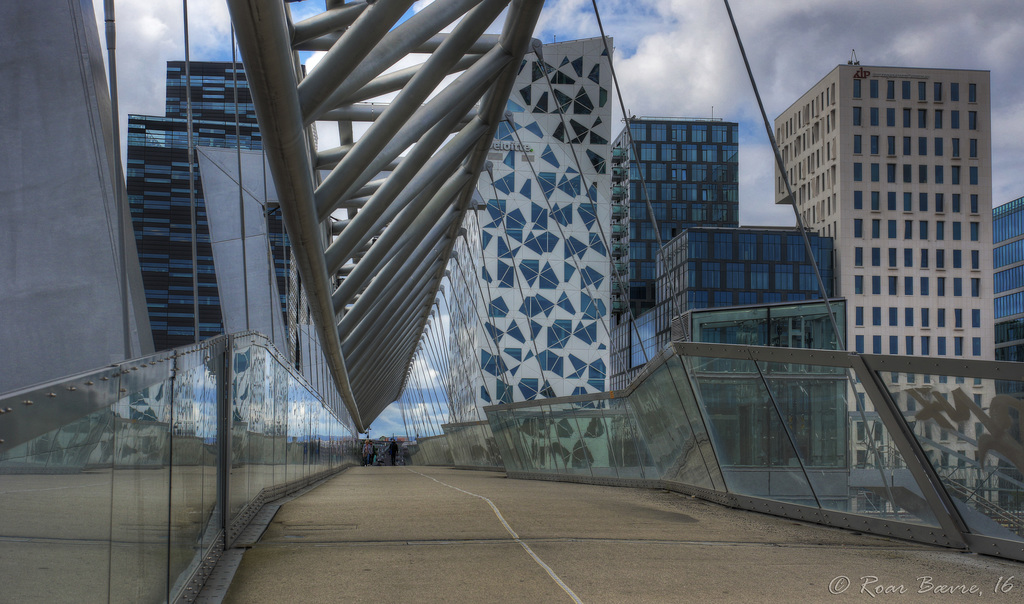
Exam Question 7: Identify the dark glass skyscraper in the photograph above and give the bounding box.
[127,61,288,351]
[610,118,739,317]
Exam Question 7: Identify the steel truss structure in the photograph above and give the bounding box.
[227,0,544,430]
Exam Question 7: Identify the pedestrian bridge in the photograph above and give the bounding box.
[2,333,1023,601]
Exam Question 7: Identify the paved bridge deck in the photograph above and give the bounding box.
[222,467,1023,602]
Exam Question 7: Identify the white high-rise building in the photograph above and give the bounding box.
[448,38,614,420]
[775,65,994,360]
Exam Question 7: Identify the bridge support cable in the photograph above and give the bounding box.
[226,0,544,430]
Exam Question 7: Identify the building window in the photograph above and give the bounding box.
[873,335,882,354]
[922,336,930,355]
[918,109,927,128]
[887,80,895,99]
[969,83,977,103]
[972,309,980,328]
[855,247,863,266]
[971,250,979,269]
[854,135,862,154]
[902,80,911,99]
[903,108,911,128]
[855,275,864,294]
[853,107,862,126]
[870,107,879,126]
[934,110,943,129]
[968,111,977,130]
[951,111,959,129]
[906,308,915,326]
[970,166,978,185]
[920,277,929,295]
[971,278,980,297]
[853,79,862,98]
[854,190,863,209]
[856,335,865,353]
[872,275,880,294]
[853,163,863,181]
[951,83,959,101]
[922,308,930,327]
[970,139,978,158]
[870,79,879,98]
[886,108,895,127]
[952,138,960,157]
[972,337,981,357]
[871,247,881,266]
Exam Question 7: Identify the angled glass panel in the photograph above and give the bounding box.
[684,355,817,505]
[881,370,1024,541]
[758,361,937,524]
[550,402,591,475]
[574,398,624,478]
[629,358,723,489]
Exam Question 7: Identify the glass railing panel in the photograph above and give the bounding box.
[549,403,590,476]
[879,370,1024,541]
[509,406,551,472]
[229,340,255,522]
[109,365,173,603]
[684,356,817,506]
[486,408,523,471]
[0,406,114,602]
[168,349,221,595]
[628,358,722,489]
[758,361,937,524]
[605,398,647,479]
[572,400,617,478]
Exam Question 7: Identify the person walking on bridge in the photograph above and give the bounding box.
[389,438,398,466]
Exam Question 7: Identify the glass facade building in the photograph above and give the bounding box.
[775,65,994,359]
[994,195,1024,362]
[127,62,289,351]
[610,227,835,388]
[610,118,739,317]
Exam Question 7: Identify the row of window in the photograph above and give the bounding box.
[635,143,738,163]
[628,122,738,144]
[853,219,981,241]
[853,248,981,273]
[853,79,976,104]
[853,191,980,214]
[853,107,978,130]
[855,306,981,329]
[855,334,983,357]
[853,162,980,185]
[628,182,738,203]
[852,273,982,297]
[685,290,813,310]
[853,134,978,158]
[632,162,737,182]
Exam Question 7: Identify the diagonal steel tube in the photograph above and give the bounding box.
[226,0,362,428]
[302,0,488,124]
[314,44,510,220]
[297,0,416,122]
[338,54,485,105]
[291,2,368,46]
[330,172,471,312]
[323,117,488,271]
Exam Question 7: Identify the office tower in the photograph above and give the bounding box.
[127,61,289,351]
[994,196,1024,361]
[775,65,994,359]
[453,38,613,414]
[610,118,739,318]
[609,226,835,388]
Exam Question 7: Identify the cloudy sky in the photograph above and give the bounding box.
[94,0,1024,435]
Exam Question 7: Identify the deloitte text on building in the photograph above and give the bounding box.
[451,38,614,417]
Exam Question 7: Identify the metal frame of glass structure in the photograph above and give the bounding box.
[461,343,1024,562]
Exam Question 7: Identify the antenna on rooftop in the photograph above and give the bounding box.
[848,49,860,65]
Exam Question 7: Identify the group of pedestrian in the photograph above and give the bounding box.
[361,436,402,466]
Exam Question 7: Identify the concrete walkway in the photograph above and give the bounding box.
[224,467,1023,603]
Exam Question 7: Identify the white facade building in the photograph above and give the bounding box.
[449,38,614,419]
[775,65,994,360]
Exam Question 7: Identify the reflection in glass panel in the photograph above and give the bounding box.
[686,356,818,505]
[0,409,114,602]
[883,372,1024,540]
[110,375,172,603]
[757,362,935,523]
